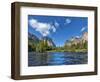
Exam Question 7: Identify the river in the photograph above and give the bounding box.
[28,52,87,66]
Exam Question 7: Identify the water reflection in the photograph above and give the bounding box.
[28,52,88,66]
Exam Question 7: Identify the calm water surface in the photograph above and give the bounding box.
[28,52,87,66]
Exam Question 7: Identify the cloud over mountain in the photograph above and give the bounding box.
[81,26,87,32]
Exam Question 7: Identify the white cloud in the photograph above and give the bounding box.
[29,19,57,36]
[54,21,59,27]
[81,27,86,32]
[51,26,56,32]
[75,36,80,38]
[29,19,38,28]
[65,18,71,24]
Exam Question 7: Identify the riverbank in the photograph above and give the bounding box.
[46,49,87,53]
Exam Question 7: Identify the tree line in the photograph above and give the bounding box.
[28,39,87,53]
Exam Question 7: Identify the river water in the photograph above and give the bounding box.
[28,52,87,66]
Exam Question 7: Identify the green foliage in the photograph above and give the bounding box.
[64,40,88,52]
[28,44,33,52]
[28,34,88,53]
[28,43,36,52]
[83,41,87,49]
[28,39,55,53]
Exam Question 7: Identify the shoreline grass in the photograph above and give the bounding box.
[46,49,87,53]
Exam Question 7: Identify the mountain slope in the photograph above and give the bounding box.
[65,32,88,47]
[28,32,39,51]
[41,36,56,47]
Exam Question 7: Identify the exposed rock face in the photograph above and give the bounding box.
[28,32,39,42]
[82,32,88,43]
[28,32,56,47]
[41,37,56,47]
[65,32,88,46]
[71,37,81,45]
[28,32,39,47]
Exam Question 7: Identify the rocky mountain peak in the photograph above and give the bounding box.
[65,32,88,46]
[28,32,39,41]
[41,36,56,47]
[82,32,88,41]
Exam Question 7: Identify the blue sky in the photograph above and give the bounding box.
[28,15,88,47]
